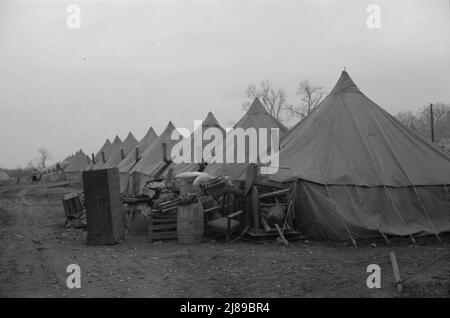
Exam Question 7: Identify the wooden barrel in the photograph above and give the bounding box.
[177,203,204,244]
[177,179,194,194]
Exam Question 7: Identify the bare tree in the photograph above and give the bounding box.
[37,148,51,169]
[289,80,326,119]
[396,103,450,150]
[26,160,35,170]
[242,80,291,123]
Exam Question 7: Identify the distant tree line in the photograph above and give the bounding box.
[242,79,326,127]
[396,103,450,151]
[1,147,52,180]
[241,79,449,152]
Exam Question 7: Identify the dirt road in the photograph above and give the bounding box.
[0,183,449,298]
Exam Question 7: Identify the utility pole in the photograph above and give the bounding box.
[430,103,435,142]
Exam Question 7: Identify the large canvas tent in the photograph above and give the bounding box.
[116,127,158,193]
[127,122,181,195]
[93,138,112,165]
[165,111,225,177]
[97,132,138,169]
[92,136,122,169]
[64,149,92,181]
[204,98,288,179]
[270,71,450,242]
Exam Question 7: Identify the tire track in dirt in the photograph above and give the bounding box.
[0,186,63,297]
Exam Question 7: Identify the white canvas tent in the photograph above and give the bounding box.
[116,127,158,193]
[64,149,92,181]
[204,97,287,179]
[92,136,122,169]
[97,132,138,169]
[127,122,181,195]
[270,71,450,241]
[164,111,225,177]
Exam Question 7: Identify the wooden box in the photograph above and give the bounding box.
[62,192,83,218]
[82,168,124,245]
[147,209,177,242]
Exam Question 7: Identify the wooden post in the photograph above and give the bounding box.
[390,252,403,292]
[430,103,434,142]
[120,149,125,160]
[135,147,139,162]
[91,153,96,164]
[101,151,106,163]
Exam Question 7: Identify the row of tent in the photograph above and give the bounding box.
[55,71,450,241]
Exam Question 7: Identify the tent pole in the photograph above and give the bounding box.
[325,185,357,248]
[411,186,442,243]
[383,186,415,244]
[354,186,390,245]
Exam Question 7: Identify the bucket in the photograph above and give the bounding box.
[177,203,204,244]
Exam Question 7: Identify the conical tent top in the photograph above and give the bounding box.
[202,111,222,128]
[143,127,157,140]
[247,97,268,115]
[330,70,361,95]
[124,132,137,143]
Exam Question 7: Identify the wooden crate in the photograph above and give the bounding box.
[62,192,83,218]
[147,209,177,242]
[82,168,124,245]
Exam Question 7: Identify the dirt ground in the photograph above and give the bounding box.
[0,182,449,298]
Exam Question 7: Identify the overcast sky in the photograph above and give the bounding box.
[0,0,449,169]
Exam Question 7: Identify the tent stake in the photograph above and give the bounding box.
[390,252,403,293]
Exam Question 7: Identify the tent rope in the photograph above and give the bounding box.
[353,186,390,245]
[325,185,357,248]
[383,186,415,244]
[411,186,442,243]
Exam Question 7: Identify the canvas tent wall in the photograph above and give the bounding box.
[127,122,181,195]
[204,98,288,180]
[116,127,158,193]
[64,149,92,181]
[96,132,138,169]
[270,71,450,242]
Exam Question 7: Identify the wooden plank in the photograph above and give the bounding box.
[258,188,291,199]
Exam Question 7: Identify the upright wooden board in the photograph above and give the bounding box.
[82,168,124,245]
